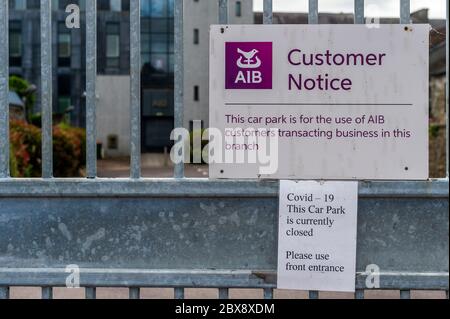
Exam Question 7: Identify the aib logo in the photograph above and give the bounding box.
[226,42,272,89]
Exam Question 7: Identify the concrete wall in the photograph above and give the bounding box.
[97,75,131,158]
[183,0,254,130]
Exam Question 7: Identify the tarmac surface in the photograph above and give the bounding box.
[97,154,209,178]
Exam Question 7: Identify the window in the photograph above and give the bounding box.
[58,96,71,113]
[58,34,71,62]
[106,23,120,68]
[194,86,199,102]
[57,74,71,113]
[107,135,119,150]
[193,29,199,45]
[26,0,39,9]
[58,23,71,67]
[56,0,74,10]
[141,0,175,77]
[98,0,127,11]
[98,0,109,10]
[110,0,121,11]
[79,0,86,11]
[235,1,242,17]
[9,0,26,10]
[142,0,170,17]
[9,21,22,67]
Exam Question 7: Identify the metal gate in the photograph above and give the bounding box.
[0,0,448,299]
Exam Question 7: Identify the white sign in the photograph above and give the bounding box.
[277,180,358,292]
[209,25,429,180]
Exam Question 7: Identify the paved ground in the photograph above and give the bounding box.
[98,154,209,178]
[8,287,447,299]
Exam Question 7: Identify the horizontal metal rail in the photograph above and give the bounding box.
[0,179,448,198]
[0,269,448,290]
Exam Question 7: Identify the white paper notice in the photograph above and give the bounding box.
[277,180,358,292]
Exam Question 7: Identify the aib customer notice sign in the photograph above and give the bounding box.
[209,25,429,180]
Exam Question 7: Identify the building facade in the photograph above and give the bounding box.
[183,0,253,131]
[7,0,253,154]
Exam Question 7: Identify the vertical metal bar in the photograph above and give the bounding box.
[219,0,228,24]
[0,1,9,178]
[41,0,53,178]
[354,0,365,24]
[446,0,449,178]
[264,288,274,299]
[174,0,184,178]
[174,287,184,299]
[85,287,96,299]
[263,0,273,24]
[308,0,318,24]
[400,0,411,24]
[309,291,319,299]
[41,287,53,299]
[400,290,411,299]
[355,289,365,299]
[0,287,9,299]
[129,287,140,299]
[130,0,141,179]
[218,288,229,299]
[86,0,97,179]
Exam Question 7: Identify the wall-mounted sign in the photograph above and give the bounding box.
[209,25,429,180]
[277,180,358,292]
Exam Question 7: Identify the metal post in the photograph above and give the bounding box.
[264,288,274,299]
[354,0,365,24]
[308,0,318,24]
[219,0,228,24]
[0,287,9,299]
[0,1,9,178]
[218,288,229,299]
[263,0,273,25]
[400,290,411,299]
[41,0,53,178]
[85,287,96,299]
[355,289,365,299]
[129,287,140,299]
[130,0,141,179]
[174,287,184,299]
[400,0,411,24]
[446,0,449,178]
[86,0,97,179]
[174,0,184,178]
[41,287,53,299]
[309,291,319,299]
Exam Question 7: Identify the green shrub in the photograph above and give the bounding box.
[9,120,42,177]
[9,144,19,178]
[29,113,42,128]
[53,123,86,177]
[9,120,86,177]
[429,124,441,138]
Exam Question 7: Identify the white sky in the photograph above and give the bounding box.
[253,0,447,19]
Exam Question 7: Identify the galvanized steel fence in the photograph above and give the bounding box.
[0,0,449,300]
